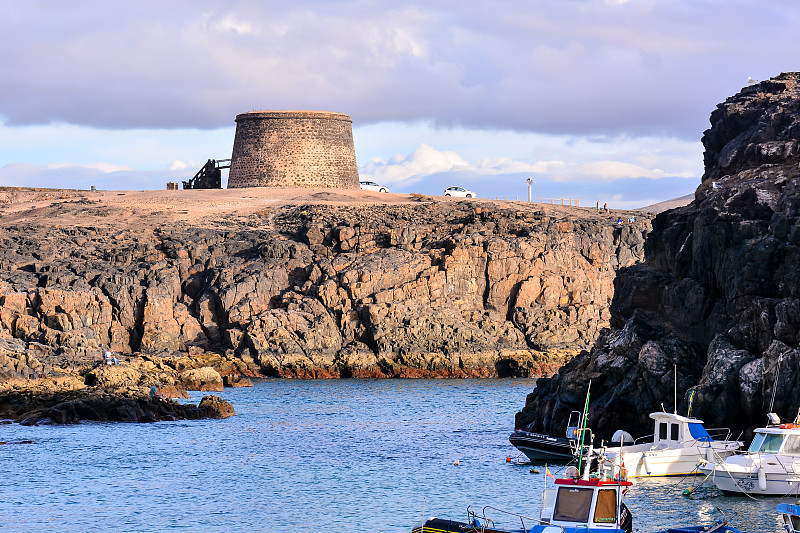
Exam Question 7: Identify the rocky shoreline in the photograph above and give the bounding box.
[516,72,800,438]
[0,387,235,425]
[0,187,651,422]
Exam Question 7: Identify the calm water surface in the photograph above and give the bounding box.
[0,379,786,532]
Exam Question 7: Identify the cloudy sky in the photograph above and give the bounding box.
[1,1,798,208]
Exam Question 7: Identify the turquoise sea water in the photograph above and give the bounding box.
[0,379,787,532]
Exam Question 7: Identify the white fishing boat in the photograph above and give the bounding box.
[602,412,743,477]
[701,412,800,496]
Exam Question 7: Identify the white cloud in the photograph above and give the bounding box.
[578,160,662,180]
[2,1,798,137]
[0,162,187,191]
[0,114,703,206]
[475,157,565,175]
[368,26,429,64]
[361,143,469,186]
[358,132,702,189]
[169,159,197,171]
[213,15,256,35]
[46,161,134,173]
[0,123,234,174]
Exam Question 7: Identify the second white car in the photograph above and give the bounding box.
[443,186,476,198]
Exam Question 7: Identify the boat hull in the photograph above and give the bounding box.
[610,450,704,477]
[702,446,800,496]
[411,518,626,533]
[703,465,800,496]
[652,524,743,533]
[411,518,524,533]
[605,444,739,478]
[509,430,574,461]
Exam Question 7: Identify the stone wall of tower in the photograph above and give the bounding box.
[227,110,359,189]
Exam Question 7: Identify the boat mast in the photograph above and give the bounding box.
[577,380,591,474]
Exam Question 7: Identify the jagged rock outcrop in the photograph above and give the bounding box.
[178,366,224,391]
[198,394,236,419]
[0,198,651,394]
[517,72,800,438]
[0,385,235,424]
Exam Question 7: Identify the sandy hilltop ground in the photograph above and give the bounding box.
[0,186,687,229]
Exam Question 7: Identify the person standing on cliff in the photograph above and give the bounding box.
[104,349,118,365]
[596,200,600,211]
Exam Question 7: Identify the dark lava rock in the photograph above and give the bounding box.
[517,72,800,439]
[197,395,236,419]
[0,389,236,424]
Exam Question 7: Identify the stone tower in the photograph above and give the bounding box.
[227,110,359,189]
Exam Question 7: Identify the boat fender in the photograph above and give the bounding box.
[758,467,767,491]
[640,454,651,475]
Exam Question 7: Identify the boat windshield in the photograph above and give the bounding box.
[593,489,617,524]
[553,487,593,523]
[748,432,784,453]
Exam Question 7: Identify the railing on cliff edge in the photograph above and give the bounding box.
[490,196,582,206]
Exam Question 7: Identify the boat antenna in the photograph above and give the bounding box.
[768,354,783,416]
[673,363,677,415]
[577,380,591,474]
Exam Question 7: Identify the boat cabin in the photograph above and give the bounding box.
[540,477,632,533]
[648,412,714,448]
[747,426,800,455]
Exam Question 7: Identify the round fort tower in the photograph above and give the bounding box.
[227,110,359,189]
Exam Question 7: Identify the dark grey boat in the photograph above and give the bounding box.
[509,429,575,461]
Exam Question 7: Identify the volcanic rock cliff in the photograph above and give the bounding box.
[0,189,651,423]
[517,72,800,438]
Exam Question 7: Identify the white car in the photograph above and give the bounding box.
[443,186,476,198]
[360,181,389,193]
